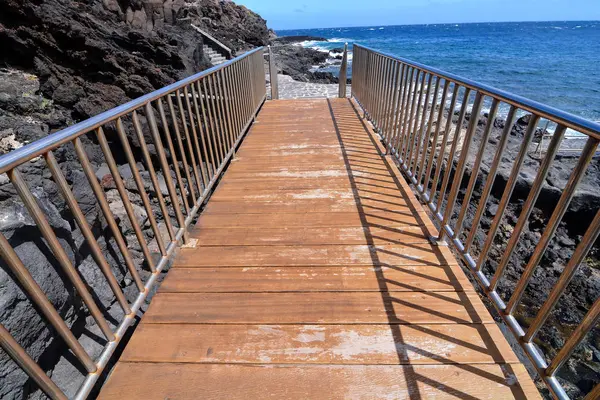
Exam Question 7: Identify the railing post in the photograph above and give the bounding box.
[338,43,348,98]
[268,45,279,100]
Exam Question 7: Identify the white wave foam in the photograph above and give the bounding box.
[328,37,352,43]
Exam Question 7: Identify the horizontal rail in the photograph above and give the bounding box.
[0,47,267,399]
[352,43,600,400]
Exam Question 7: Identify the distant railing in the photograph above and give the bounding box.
[0,47,266,399]
[352,44,600,400]
[338,43,349,98]
[191,24,234,59]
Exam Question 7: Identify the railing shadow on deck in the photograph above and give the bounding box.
[327,97,528,399]
[351,44,600,400]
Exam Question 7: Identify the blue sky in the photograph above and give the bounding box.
[237,0,600,30]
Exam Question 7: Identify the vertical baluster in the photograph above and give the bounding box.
[435,87,472,216]
[211,73,229,154]
[406,72,430,172]
[190,83,213,182]
[464,106,518,253]
[221,68,236,151]
[383,61,402,150]
[453,98,499,238]
[429,83,460,206]
[114,118,167,257]
[205,76,224,163]
[395,67,415,156]
[547,295,600,376]
[156,99,190,216]
[217,69,231,151]
[0,232,96,372]
[475,113,540,273]
[199,78,218,168]
[44,151,131,314]
[166,95,201,200]
[438,91,482,240]
[144,102,188,242]
[416,76,441,186]
[175,90,205,192]
[489,124,567,288]
[383,60,398,143]
[411,74,435,174]
[401,70,422,161]
[130,113,177,244]
[176,88,204,187]
[97,125,164,261]
[229,63,243,139]
[8,168,114,340]
[525,207,600,342]
[233,62,245,137]
[504,137,599,313]
[422,79,450,194]
[0,324,67,400]
[390,64,408,152]
[73,137,144,292]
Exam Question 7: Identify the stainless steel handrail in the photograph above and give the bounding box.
[0,47,266,400]
[352,43,600,400]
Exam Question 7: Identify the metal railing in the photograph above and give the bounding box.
[191,24,234,59]
[352,44,600,400]
[0,47,266,399]
[338,43,349,98]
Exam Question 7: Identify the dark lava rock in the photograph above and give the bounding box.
[270,44,329,82]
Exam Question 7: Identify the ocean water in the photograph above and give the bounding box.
[277,21,600,123]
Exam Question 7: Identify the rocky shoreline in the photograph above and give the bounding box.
[269,35,350,84]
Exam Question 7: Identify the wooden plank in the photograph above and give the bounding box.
[209,188,410,203]
[143,292,492,324]
[174,244,458,267]
[198,209,423,226]
[219,168,394,180]
[189,226,430,246]
[120,323,517,364]
[214,177,402,191]
[212,183,409,198]
[99,363,539,399]
[160,265,473,293]
[201,199,416,214]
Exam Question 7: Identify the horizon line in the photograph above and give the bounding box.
[274,19,599,32]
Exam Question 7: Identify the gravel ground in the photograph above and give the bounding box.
[267,73,350,99]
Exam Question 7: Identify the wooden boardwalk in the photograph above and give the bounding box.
[99,99,540,399]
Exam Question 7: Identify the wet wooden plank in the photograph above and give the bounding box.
[99,363,539,400]
[121,323,517,364]
[174,244,458,267]
[160,265,473,293]
[143,292,492,324]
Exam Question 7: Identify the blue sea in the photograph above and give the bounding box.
[277,21,600,123]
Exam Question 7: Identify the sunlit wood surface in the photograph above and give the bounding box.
[99,98,540,399]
